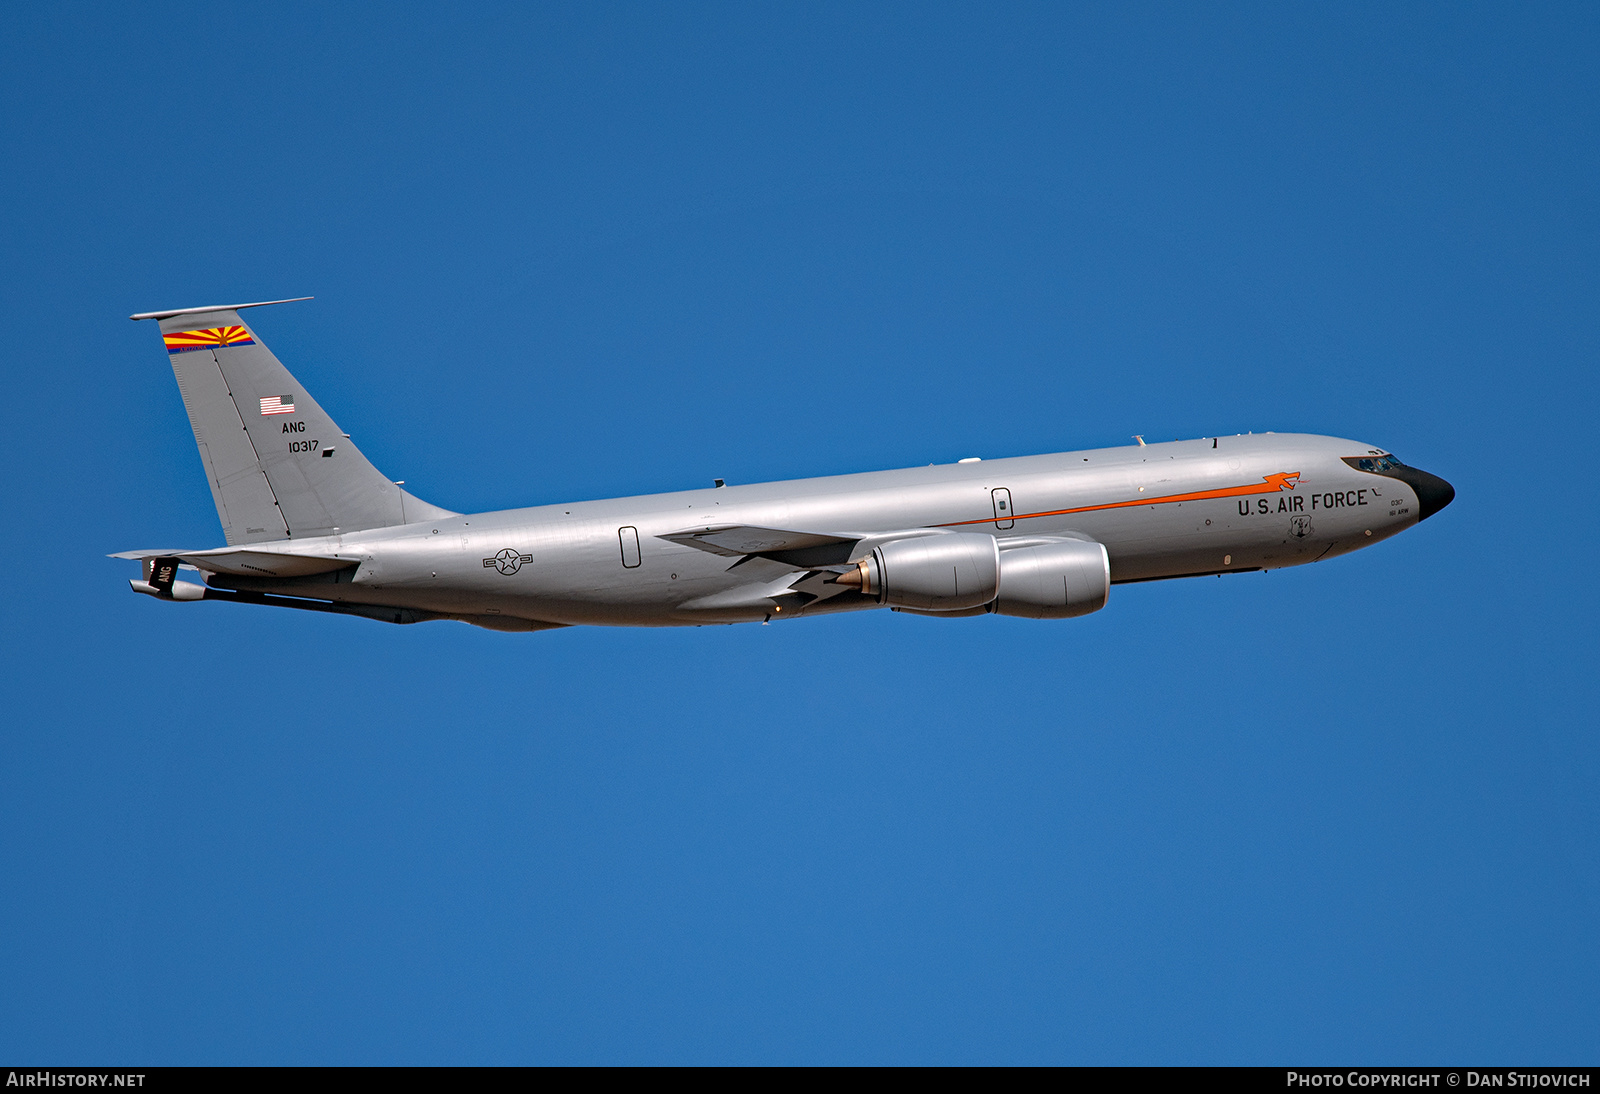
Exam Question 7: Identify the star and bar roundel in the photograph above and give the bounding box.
[162,325,256,354]
[484,548,533,575]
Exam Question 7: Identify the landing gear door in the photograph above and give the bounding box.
[991,488,1014,530]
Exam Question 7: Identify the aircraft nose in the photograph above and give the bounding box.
[1394,464,1455,521]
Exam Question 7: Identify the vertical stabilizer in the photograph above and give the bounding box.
[134,299,453,544]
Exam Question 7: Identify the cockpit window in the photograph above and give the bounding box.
[1344,455,1404,474]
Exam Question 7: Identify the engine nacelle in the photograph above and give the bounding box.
[993,539,1109,619]
[838,532,1000,611]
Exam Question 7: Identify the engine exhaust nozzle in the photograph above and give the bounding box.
[832,560,870,592]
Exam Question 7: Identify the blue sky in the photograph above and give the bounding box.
[1,2,1596,1064]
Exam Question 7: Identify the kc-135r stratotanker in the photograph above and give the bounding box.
[117,298,1455,632]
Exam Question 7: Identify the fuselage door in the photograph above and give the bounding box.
[991,487,1014,530]
[619,526,642,568]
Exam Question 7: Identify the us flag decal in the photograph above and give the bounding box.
[259,395,296,416]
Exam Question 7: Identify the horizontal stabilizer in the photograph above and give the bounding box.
[110,546,356,578]
[129,581,569,632]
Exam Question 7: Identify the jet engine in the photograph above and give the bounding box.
[835,532,1000,611]
[992,539,1109,619]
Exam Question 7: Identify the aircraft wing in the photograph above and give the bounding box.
[658,524,952,568]
[657,525,856,558]
[109,546,357,578]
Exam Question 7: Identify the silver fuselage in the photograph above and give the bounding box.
[212,431,1432,628]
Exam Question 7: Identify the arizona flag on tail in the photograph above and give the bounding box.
[162,325,255,353]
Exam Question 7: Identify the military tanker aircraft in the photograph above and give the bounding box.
[116,298,1454,632]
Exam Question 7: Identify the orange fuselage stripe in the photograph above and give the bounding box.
[938,471,1302,528]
